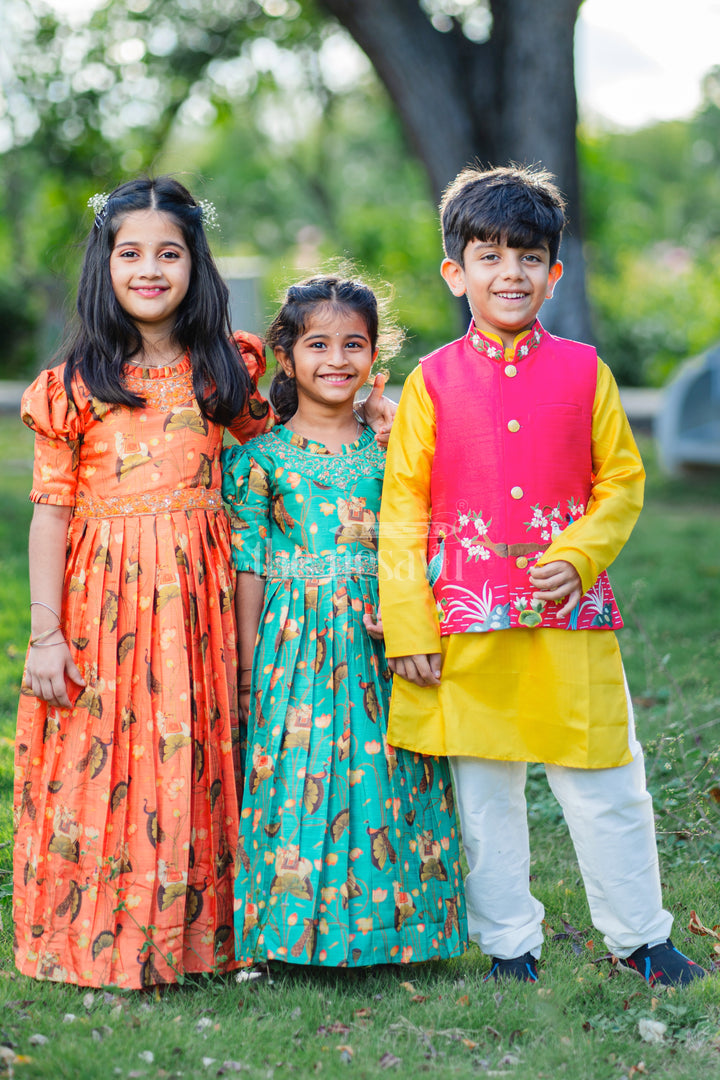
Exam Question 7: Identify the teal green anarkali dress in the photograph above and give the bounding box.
[221,424,467,967]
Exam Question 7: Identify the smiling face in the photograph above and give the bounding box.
[109,209,191,340]
[441,238,563,349]
[276,304,376,415]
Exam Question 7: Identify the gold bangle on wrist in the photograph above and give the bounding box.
[30,601,61,620]
[29,625,63,647]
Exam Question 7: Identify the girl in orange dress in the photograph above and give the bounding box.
[13,176,275,988]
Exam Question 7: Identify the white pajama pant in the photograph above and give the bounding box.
[449,700,673,960]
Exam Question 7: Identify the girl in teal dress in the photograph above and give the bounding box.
[221,276,467,967]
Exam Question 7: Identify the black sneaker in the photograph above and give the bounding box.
[618,939,706,987]
[484,952,538,983]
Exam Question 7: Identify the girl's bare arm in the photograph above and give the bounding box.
[24,504,85,708]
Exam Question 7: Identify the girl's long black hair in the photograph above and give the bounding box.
[267,274,401,424]
[62,175,251,425]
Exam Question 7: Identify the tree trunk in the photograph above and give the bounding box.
[318,0,591,342]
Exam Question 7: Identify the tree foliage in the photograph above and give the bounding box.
[1,1,719,386]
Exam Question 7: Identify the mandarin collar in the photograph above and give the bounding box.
[467,321,544,362]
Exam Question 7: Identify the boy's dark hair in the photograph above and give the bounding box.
[62,175,251,425]
[440,164,567,267]
[267,274,400,424]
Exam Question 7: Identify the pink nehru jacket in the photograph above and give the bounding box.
[421,323,622,635]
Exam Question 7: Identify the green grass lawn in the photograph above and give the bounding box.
[0,413,718,1079]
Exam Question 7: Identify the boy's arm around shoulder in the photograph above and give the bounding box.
[536,358,645,593]
[378,365,442,660]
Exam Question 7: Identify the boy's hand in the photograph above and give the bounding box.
[529,560,582,620]
[388,653,441,687]
[358,373,396,446]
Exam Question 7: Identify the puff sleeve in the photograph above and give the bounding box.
[221,442,271,575]
[21,365,83,506]
[226,331,277,443]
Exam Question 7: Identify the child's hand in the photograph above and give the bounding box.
[363,607,384,641]
[529,560,582,620]
[358,373,397,444]
[388,653,441,687]
[23,640,85,709]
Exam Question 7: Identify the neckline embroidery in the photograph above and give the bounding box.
[468,323,544,362]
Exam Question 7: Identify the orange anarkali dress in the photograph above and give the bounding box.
[13,334,270,988]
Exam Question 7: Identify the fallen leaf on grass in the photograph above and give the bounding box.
[688,910,720,940]
[456,995,470,1007]
[316,1022,351,1037]
[400,981,416,994]
[551,917,590,957]
[461,1039,477,1050]
[379,1051,402,1069]
[410,995,429,1004]
[353,1008,372,1020]
[628,1063,647,1078]
[589,951,616,967]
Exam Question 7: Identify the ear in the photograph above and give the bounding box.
[274,346,294,378]
[440,258,467,297]
[545,260,563,299]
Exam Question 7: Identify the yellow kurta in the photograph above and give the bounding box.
[378,338,644,769]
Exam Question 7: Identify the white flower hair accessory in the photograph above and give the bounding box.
[88,192,110,228]
[198,199,220,231]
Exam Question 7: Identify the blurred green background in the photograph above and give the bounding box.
[2,0,720,387]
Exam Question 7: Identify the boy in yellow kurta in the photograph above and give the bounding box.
[378,165,705,986]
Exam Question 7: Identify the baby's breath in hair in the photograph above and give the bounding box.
[87,192,109,215]
[198,199,220,231]
[87,191,110,229]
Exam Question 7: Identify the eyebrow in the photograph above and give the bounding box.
[469,240,549,253]
[114,240,187,250]
[303,331,369,341]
